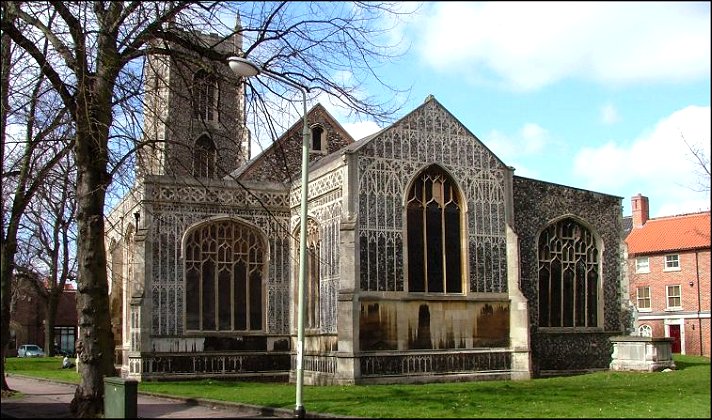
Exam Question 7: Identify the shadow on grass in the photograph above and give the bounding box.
[673,357,711,370]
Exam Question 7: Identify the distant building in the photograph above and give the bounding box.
[625,194,711,356]
[9,273,78,357]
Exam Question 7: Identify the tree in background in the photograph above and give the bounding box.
[1,13,73,392]
[18,152,78,358]
[682,134,711,195]
[1,2,412,416]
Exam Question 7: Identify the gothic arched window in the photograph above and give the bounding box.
[193,135,216,178]
[406,165,463,293]
[184,219,265,332]
[538,217,600,328]
[295,219,320,329]
[193,70,218,122]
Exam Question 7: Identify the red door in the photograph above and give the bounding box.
[669,325,681,353]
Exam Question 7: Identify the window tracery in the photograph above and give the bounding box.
[538,217,599,328]
[406,165,463,293]
[184,219,266,332]
[193,135,216,178]
[193,70,218,122]
[356,101,509,294]
[295,218,321,329]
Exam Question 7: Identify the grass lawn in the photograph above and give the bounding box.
[5,354,710,418]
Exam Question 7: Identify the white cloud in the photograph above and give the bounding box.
[313,90,383,141]
[601,103,620,125]
[342,121,382,141]
[416,2,710,90]
[573,105,711,216]
[520,123,549,154]
[485,123,553,178]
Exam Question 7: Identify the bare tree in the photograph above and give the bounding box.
[19,153,78,357]
[682,133,711,194]
[1,13,73,392]
[1,1,412,416]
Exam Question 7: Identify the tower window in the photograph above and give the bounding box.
[193,70,218,122]
[193,135,216,178]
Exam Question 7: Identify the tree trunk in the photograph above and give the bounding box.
[0,17,13,393]
[45,293,59,356]
[69,116,115,416]
[0,242,15,391]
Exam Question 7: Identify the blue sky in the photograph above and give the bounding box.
[315,2,711,218]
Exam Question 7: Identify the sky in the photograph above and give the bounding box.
[317,1,711,219]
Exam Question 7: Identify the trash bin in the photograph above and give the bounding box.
[104,376,138,418]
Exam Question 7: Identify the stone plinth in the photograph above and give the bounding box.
[609,336,676,372]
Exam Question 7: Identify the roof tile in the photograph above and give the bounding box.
[626,211,711,255]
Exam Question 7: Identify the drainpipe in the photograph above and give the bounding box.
[695,251,703,356]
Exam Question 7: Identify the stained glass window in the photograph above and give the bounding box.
[295,219,320,329]
[184,219,264,331]
[406,166,463,293]
[538,218,599,328]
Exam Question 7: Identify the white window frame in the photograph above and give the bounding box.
[664,254,680,272]
[666,284,682,310]
[636,286,651,312]
[638,324,652,337]
[635,256,650,273]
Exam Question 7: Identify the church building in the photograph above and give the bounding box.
[106,30,625,384]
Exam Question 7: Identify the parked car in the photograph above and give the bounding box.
[17,344,45,357]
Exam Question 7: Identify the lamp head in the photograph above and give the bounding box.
[228,56,260,77]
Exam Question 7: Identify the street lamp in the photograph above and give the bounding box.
[227,56,310,418]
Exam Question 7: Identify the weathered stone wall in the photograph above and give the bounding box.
[513,176,623,376]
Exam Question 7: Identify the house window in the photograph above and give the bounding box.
[193,135,216,178]
[636,286,651,311]
[53,326,75,355]
[664,254,680,271]
[184,219,265,331]
[635,256,650,273]
[295,219,320,329]
[666,285,681,309]
[406,165,463,294]
[538,218,600,328]
[638,324,652,337]
[193,70,218,122]
[311,125,325,153]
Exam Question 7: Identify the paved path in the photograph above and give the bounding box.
[1,375,295,418]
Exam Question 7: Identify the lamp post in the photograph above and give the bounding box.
[228,56,310,418]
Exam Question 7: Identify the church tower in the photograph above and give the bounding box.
[138,16,250,180]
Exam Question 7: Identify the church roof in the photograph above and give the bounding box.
[625,211,711,255]
[226,103,354,183]
[233,94,512,181]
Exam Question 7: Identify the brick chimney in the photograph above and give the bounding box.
[631,194,649,227]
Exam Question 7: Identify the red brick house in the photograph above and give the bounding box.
[625,194,710,356]
[8,275,78,357]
